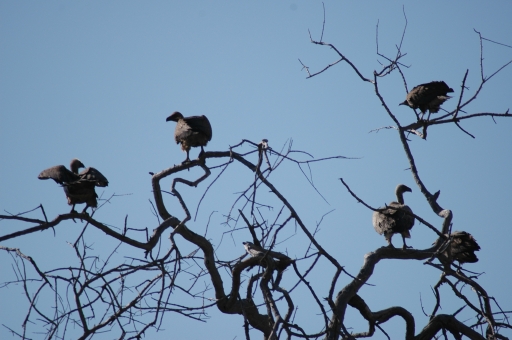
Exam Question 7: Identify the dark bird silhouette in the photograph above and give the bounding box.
[38,158,109,214]
[400,81,454,115]
[373,184,415,249]
[444,231,480,265]
[166,111,212,162]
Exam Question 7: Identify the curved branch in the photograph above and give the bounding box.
[325,218,451,340]
[415,314,485,340]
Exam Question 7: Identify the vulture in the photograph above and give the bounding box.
[243,241,265,258]
[373,184,415,249]
[400,81,454,115]
[243,241,275,269]
[443,231,480,265]
[38,158,109,214]
[166,111,212,162]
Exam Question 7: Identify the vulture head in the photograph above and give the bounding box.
[166,111,184,122]
[70,158,85,174]
[395,184,412,204]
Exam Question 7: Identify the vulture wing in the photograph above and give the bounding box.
[450,231,480,263]
[38,165,80,184]
[373,210,397,235]
[79,167,109,187]
[407,84,436,108]
[183,115,212,141]
[431,81,454,95]
[373,202,414,235]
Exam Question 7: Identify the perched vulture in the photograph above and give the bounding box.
[166,111,212,162]
[373,184,415,249]
[243,241,275,270]
[243,241,265,258]
[38,158,109,214]
[444,231,480,265]
[400,81,454,114]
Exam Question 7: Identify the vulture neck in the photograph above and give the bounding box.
[70,162,81,174]
[395,191,405,205]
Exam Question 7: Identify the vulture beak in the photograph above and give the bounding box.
[399,100,408,106]
[166,111,183,122]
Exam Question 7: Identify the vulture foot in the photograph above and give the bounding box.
[181,158,192,166]
[183,150,191,164]
[68,209,78,223]
[80,207,90,215]
[385,238,395,248]
[78,210,90,222]
[198,150,207,165]
[69,204,78,214]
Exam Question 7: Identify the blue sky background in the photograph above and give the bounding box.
[1,1,511,339]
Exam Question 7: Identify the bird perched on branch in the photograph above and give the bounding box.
[400,81,454,115]
[243,241,266,258]
[373,184,415,249]
[166,111,212,163]
[38,158,109,214]
[444,231,480,265]
[243,241,275,271]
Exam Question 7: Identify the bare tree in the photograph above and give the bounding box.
[1,9,511,340]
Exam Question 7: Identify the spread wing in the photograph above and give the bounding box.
[79,167,109,187]
[38,165,80,184]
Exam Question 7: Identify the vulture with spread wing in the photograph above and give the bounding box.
[373,184,415,249]
[166,111,212,162]
[38,158,108,214]
[400,81,454,115]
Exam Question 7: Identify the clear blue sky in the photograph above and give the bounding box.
[1,1,511,339]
